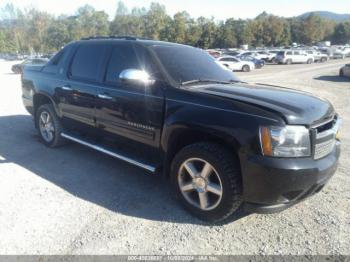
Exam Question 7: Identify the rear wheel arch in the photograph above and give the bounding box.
[33,93,60,128]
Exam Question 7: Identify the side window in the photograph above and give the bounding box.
[43,48,69,74]
[220,58,230,62]
[105,45,141,85]
[294,51,300,55]
[70,44,107,82]
[286,51,292,55]
[51,50,66,66]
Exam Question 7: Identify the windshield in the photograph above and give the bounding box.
[152,45,239,85]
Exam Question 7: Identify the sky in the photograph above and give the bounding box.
[1,0,350,20]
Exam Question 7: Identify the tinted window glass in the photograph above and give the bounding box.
[51,49,65,66]
[70,44,106,81]
[294,51,300,55]
[221,57,234,62]
[105,45,141,84]
[286,51,292,55]
[152,45,238,84]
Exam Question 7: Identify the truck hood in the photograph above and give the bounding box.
[192,83,335,125]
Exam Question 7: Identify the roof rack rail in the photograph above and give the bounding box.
[80,35,138,41]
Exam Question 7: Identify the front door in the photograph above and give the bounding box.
[95,43,165,149]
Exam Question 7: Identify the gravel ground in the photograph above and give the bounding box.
[0,59,349,255]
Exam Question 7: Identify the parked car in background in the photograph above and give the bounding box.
[238,55,265,69]
[217,56,255,72]
[331,48,347,59]
[339,64,350,77]
[222,50,242,57]
[305,50,329,63]
[11,58,49,74]
[206,49,221,58]
[275,50,314,65]
[262,50,280,63]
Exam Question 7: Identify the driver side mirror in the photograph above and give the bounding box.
[119,69,155,86]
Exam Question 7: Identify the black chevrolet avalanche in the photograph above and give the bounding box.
[21,37,341,222]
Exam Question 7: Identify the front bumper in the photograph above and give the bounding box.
[241,141,340,213]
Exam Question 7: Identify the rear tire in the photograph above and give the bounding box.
[340,70,344,77]
[36,104,66,148]
[170,142,243,223]
[242,65,250,72]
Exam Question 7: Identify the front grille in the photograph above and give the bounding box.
[312,116,340,160]
[314,139,336,160]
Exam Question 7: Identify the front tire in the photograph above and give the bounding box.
[307,59,313,64]
[286,59,292,65]
[171,142,242,223]
[36,104,66,147]
[242,65,250,72]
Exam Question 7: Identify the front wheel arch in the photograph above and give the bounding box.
[163,128,241,178]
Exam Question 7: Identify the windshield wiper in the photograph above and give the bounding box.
[181,79,233,86]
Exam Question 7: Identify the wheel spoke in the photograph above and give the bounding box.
[40,114,46,124]
[207,183,222,196]
[198,192,209,209]
[183,162,198,178]
[201,162,212,179]
[46,113,50,124]
[46,123,54,132]
[46,131,53,141]
[180,183,195,192]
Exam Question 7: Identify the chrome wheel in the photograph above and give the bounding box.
[39,111,55,142]
[178,158,223,211]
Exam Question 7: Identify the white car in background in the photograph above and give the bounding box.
[217,56,255,72]
[275,50,314,64]
[339,64,350,77]
[305,50,329,63]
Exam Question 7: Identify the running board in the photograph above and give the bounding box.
[61,133,156,173]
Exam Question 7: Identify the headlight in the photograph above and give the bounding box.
[259,125,311,157]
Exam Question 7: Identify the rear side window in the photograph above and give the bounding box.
[70,44,107,82]
[51,50,65,66]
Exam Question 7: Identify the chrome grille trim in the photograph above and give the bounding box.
[313,117,341,160]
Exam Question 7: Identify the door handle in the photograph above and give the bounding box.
[98,93,113,100]
[61,85,73,91]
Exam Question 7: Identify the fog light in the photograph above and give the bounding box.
[336,130,341,140]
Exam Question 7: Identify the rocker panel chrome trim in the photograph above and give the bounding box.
[61,133,156,173]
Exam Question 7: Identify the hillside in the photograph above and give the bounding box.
[299,11,350,22]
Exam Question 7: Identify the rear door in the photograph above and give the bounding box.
[95,43,165,148]
[56,42,108,130]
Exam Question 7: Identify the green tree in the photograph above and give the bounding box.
[215,18,237,48]
[300,13,330,44]
[332,21,350,44]
[45,20,70,50]
[144,3,168,39]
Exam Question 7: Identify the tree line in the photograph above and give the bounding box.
[0,1,350,54]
